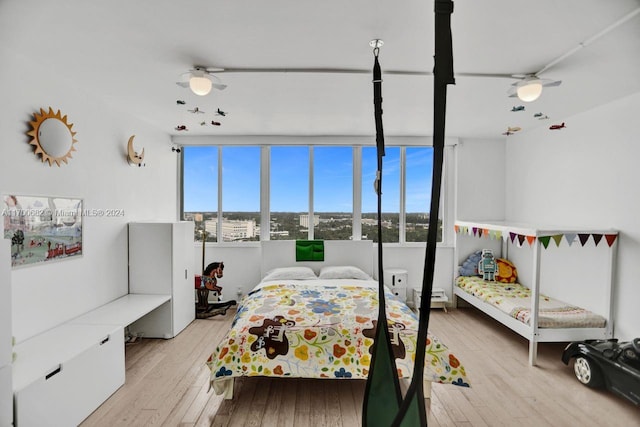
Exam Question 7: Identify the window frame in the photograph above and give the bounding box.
[180,139,456,247]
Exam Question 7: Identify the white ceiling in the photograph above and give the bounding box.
[2,0,639,139]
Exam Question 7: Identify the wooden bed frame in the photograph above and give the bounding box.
[454,220,618,366]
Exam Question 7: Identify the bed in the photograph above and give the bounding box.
[206,240,469,399]
[454,220,618,366]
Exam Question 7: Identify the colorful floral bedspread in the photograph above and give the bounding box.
[207,279,469,392]
[456,276,606,328]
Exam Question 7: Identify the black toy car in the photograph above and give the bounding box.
[562,338,640,405]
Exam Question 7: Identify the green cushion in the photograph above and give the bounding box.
[296,240,324,261]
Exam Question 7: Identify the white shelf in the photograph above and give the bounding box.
[70,294,171,327]
[414,288,449,312]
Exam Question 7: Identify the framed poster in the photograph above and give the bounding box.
[2,194,83,268]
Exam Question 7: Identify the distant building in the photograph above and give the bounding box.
[205,218,257,241]
[299,214,320,228]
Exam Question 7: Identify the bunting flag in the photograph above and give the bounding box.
[539,236,551,249]
[565,233,577,246]
[454,224,618,251]
[592,234,603,246]
[578,234,591,246]
[605,234,618,247]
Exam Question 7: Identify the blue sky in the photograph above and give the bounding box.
[183,146,433,213]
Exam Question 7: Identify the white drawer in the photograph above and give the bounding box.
[14,327,124,427]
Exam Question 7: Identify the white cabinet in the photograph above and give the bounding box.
[384,268,408,302]
[13,324,124,427]
[128,222,195,338]
[1,239,12,427]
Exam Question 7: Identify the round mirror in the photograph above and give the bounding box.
[27,107,77,167]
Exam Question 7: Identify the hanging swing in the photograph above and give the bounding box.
[362,1,455,425]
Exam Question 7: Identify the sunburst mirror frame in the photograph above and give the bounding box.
[27,107,78,167]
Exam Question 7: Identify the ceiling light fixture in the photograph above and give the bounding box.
[516,77,543,102]
[189,67,213,96]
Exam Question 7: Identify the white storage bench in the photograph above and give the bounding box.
[12,293,171,427]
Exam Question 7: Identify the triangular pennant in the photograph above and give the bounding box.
[483,228,490,238]
[509,232,516,243]
[552,235,563,247]
[495,231,502,241]
[565,233,576,246]
[472,227,478,237]
[454,225,459,234]
[526,235,536,246]
[539,236,551,249]
[478,228,484,238]
[578,234,590,246]
[517,234,525,246]
[592,234,603,246]
[605,234,618,247]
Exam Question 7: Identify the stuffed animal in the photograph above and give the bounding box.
[478,249,498,281]
[459,250,482,276]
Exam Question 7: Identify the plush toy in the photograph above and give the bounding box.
[459,250,482,276]
[478,249,498,281]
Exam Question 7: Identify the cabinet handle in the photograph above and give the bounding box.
[100,336,110,345]
[185,269,187,279]
[45,365,62,380]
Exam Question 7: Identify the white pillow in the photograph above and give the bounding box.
[262,266,317,281]
[318,265,371,280]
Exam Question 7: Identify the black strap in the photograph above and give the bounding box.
[362,48,403,427]
[391,1,455,426]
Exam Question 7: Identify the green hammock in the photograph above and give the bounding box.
[362,1,455,425]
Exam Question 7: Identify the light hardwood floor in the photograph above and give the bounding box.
[81,308,639,426]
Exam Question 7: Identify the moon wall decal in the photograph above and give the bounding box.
[127,135,145,166]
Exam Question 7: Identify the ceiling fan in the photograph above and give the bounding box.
[176,66,227,96]
[507,74,562,102]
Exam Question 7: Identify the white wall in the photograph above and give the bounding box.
[504,92,640,340]
[1,48,178,342]
[455,138,505,222]
[193,242,454,308]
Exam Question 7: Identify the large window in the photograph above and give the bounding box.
[270,146,309,240]
[182,143,445,244]
[362,146,400,242]
[406,147,441,242]
[314,146,353,240]
[183,146,218,242]
[221,146,261,242]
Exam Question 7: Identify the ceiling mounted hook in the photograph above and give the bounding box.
[370,39,384,57]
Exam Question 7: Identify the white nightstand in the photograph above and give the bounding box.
[414,287,449,312]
